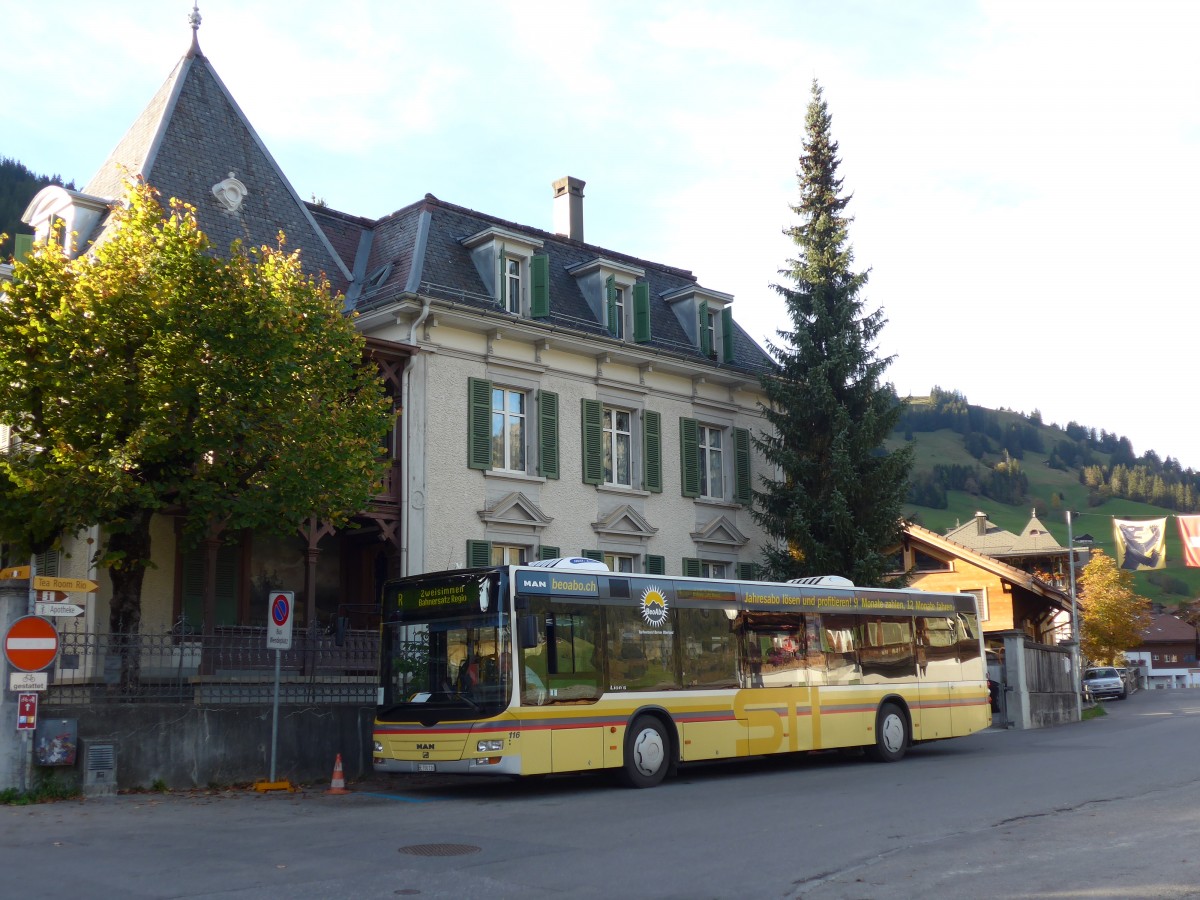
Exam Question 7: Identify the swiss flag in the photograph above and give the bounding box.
[1178,516,1200,567]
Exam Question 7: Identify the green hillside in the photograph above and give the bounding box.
[890,397,1200,607]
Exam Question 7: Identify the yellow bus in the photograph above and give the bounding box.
[372,559,991,788]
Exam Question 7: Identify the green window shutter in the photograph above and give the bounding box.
[581,398,603,485]
[14,233,34,262]
[35,549,60,577]
[737,562,758,581]
[721,306,734,363]
[530,253,550,318]
[733,427,751,504]
[679,417,700,497]
[496,245,506,309]
[633,282,651,343]
[180,543,239,629]
[538,390,560,479]
[682,557,702,578]
[467,377,493,470]
[698,300,711,357]
[645,554,666,575]
[539,545,560,561]
[605,275,618,335]
[467,540,492,568]
[583,549,604,562]
[643,410,662,493]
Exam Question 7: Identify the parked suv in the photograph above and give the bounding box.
[1083,666,1127,701]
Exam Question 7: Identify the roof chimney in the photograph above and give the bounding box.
[974,511,988,536]
[552,176,585,242]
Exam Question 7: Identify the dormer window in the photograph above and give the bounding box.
[462,226,547,319]
[569,257,650,342]
[663,285,736,363]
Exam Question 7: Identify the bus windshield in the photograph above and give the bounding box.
[379,570,510,722]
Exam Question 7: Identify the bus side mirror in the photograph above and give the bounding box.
[519,614,539,649]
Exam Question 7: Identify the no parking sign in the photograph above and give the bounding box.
[267,591,294,650]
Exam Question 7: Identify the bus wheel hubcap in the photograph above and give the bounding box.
[881,715,904,752]
[633,729,664,775]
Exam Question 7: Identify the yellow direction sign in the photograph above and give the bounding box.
[33,576,98,593]
[1,565,31,579]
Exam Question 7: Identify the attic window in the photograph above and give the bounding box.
[913,549,951,572]
[364,263,392,293]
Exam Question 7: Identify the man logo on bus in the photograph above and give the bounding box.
[640,586,669,627]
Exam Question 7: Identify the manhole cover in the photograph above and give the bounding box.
[399,843,481,857]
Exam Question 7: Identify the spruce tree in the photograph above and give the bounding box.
[753,80,912,586]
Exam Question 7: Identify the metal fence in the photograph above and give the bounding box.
[45,626,380,705]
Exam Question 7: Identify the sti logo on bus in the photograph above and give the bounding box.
[640,586,669,627]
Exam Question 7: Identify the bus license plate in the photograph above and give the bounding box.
[418,763,435,773]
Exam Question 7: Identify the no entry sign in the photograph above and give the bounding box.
[4,615,59,672]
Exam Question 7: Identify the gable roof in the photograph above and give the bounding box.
[945,510,1066,559]
[1139,613,1198,644]
[83,43,351,290]
[904,521,1072,610]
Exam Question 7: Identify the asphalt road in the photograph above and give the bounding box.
[3,689,1199,899]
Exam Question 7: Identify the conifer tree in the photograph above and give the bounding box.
[753,80,912,586]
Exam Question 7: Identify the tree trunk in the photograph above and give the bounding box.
[106,508,154,694]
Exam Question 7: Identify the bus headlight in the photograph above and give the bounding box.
[373,741,384,753]
[477,739,504,752]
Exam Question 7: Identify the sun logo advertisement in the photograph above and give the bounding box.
[640,586,669,627]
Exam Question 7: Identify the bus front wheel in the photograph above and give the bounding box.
[866,702,908,762]
[621,716,670,788]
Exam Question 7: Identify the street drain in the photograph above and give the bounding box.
[399,843,481,857]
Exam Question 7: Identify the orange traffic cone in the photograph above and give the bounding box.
[325,753,350,794]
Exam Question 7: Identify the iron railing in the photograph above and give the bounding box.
[45,626,380,705]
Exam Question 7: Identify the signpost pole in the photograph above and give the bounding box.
[255,591,294,793]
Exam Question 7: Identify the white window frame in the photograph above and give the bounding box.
[603,406,633,488]
[702,560,728,579]
[604,553,635,573]
[504,255,522,315]
[491,543,528,565]
[491,386,528,473]
[699,425,724,500]
[963,587,989,622]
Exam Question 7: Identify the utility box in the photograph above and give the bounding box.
[34,719,78,767]
[81,739,117,797]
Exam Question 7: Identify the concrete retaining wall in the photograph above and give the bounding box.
[39,703,377,791]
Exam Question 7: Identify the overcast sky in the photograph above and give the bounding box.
[6,0,1199,468]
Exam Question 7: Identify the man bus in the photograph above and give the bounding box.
[373,559,989,788]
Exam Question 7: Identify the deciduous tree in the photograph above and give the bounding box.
[1078,550,1151,665]
[0,182,392,683]
[753,80,912,586]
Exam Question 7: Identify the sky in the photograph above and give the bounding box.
[5,0,1199,468]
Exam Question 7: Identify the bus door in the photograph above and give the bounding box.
[736,614,814,755]
[916,616,961,739]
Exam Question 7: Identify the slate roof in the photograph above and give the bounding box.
[333,193,775,376]
[82,42,351,292]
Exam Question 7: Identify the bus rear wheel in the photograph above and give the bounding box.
[866,702,908,762]
[621,716,670,788]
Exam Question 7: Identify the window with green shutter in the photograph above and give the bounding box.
[633,282,651,343]
[14,233,34,262]
[698,300,711,357]
[721,306,734,363]
[531,253,550,318]
[582,549,604,562]
[605,275,619,336]
[538,390,559,479]
[682,557,702,578]
[679,417,700,497]
[733,427,751,504]
[180,543,239,629]
[737,562,758,581]
[581,399,603,485]
[645,554,666,575]
[35,549,60,577]
[538,545,560,561]
[466,540,492,568]
[643,410,662,493]
[467,378,493,470]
